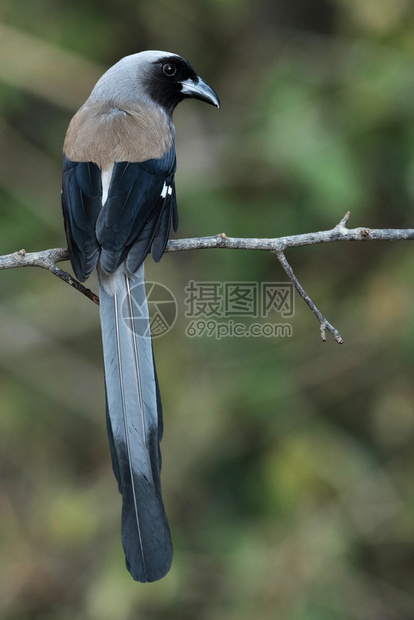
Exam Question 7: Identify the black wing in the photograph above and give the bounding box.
[61,157,102,282]
[61,143,178,281]
[96,144,177,275]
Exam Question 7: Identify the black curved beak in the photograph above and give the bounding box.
[180,77,220,108]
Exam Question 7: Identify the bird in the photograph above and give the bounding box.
[61,50,220,582]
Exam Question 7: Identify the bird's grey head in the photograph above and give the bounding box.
[89,50,220,115]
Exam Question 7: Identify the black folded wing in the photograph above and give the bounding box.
[61,143,178,281]
[97,145,177,275]
[61,157,102,281]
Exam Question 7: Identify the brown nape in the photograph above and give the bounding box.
[63,101,174,168]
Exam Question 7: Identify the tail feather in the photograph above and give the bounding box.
[99,264,172,582]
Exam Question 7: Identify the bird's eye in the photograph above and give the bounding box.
[162,63,177,77]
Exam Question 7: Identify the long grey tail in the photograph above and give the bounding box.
[98,264,172,582]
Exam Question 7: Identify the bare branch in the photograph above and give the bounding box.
[1,215,413,341]
[165,224,414,254]
[0,247,69,269]
[0,247,99,305]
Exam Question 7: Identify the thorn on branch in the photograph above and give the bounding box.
[336,211,351,228]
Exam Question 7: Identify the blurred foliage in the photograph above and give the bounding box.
[1,1,414,619]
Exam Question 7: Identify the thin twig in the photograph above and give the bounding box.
[274,250,343,344]
[48,264,99,305]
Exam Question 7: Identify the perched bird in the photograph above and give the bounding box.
[61,51,219,582]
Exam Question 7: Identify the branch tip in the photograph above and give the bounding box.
[320,322,343,344]
[337,211,351,228]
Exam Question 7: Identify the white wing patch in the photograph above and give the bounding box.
[101,165,114,206]
[161,182,173,199]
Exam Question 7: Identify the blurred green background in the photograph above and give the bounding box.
[1,1,414,618]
